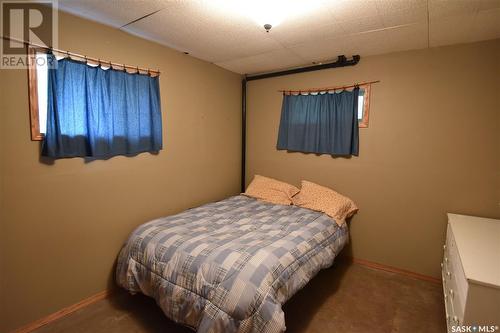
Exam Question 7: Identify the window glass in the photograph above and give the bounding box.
[35,52,48,134]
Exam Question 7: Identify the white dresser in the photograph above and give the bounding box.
[442,213,500,332]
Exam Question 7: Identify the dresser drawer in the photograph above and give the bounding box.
[445,224,468,318]
[442,263,457,333]
[443,225,453,271]
[448,275,464,325]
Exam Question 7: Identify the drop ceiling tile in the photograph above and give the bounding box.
[374,0,427,13]
[428,7,500,48]
[429,13,477,46]
[288,23,427,65]
[123,1,282,63]
[58,0,166,27]
[338,15,385,34]
[377,0,428,28]
[265,3,340,46]
[353,22,428,56]
[276,2,335,28]
[269,21,345,47]
[380,9,427,27]
[287,36,360,64]
[291,22,427,62]
[215,48,305,74]
[324,0,379,20]
[429,0,479,19]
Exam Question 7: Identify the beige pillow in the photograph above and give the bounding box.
[293,181,358,224]
[243,175,299,205]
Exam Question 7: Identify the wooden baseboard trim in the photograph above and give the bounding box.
[12,289,112,333]
[352,257,441,283]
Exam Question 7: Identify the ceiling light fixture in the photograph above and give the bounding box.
[244,0,286,32]
[209,0,323,33]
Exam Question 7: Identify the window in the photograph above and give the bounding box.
[277,88,360,156]
[28,47,163,158]
[27,47,49,141]
[37,51,162,158]
[357,84,371,128]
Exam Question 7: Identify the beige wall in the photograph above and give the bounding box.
[0,12,241,332]
[246,39,500,278]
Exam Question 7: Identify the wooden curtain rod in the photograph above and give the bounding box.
[279,80,380,95]
[2,35,161,75]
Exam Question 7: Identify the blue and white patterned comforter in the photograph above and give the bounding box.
[116,195,348,332]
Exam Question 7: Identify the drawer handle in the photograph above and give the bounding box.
[443,244,446,250]
[449,289,454,298]
[444,257,449,263]
[447,271,452,279]
[441,263,443,268]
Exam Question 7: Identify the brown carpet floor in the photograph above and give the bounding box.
[33,260,446,333]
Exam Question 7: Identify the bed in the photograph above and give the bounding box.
[116,195,348,332]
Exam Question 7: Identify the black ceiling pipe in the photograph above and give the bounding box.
[241,78,247,193]
[240,55,361,192]
[246,55,360,81]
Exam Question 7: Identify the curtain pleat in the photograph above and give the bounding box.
[42,54,162,158]
[277,88,359,156]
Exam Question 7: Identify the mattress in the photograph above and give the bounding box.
[116,195,348,332]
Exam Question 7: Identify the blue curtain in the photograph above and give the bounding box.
[277,88,359,156]
[42,54,162,158]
